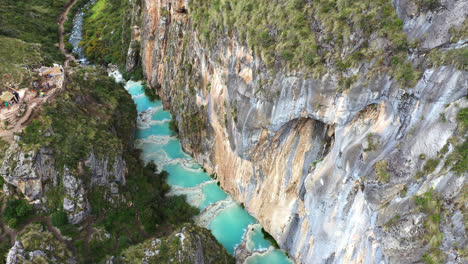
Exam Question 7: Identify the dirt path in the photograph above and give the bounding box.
[42,216,76,254]
[58,0,79,69]
[0,87,62,143]
[0,196,76,254]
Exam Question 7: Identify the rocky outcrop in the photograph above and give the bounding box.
[0,143,58,201]
[140,0,467,263]
[125,0,142,72]
[0,139,128,224]
[394,0,468,50]
[6,223,76,264]
[116,224,234,264]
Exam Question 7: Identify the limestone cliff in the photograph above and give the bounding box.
[139,0,468,263]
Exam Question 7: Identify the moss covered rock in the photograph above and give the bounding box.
[6,223,75,263]
[118,224,234,264]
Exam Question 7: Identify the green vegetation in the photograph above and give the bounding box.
[81,0,132,65]
[120,224,234,263]
[0,140,9,170]
[169,120,179,136]
[51,210,77,237]
[4,198,34,229]
[423,159,440,174]
[399,186,408,197]
[17,223,74,262]
[413,189,445,264]
[122,65,144,81]
[0,0,67,63]
[444,108,468,174]
[457,108,468,126]
[364,133,378,152]
[383,214,400,231]
[426,48,468,71]
[0,237,10,264]
[143,84,160,101]
[51,211,68,227]
[19,67,136,170]
[456,185,468,233]
[414,170,424,180]
[83,160,199,262]
[190,0,420,86]
[261,228,280,248]
[440,113,446,123]
[375,160,390,183]
[0,37,43,89]
[449,18,468,43]
[16,67,199,262]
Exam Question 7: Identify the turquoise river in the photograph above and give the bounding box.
[113,74,293,264]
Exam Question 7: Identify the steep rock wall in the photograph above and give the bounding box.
[140,0,467,263]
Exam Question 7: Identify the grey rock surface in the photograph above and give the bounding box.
[140,0,468,263]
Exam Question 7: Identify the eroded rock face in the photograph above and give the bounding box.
[394,0,468,50]
[0,143,57,201]
[0,140,128,224]
[125,0,142,72]
[140,0,467,263]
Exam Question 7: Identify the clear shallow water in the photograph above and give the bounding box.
[133,95,160,112]
[164,163,211,188]
[136,122,172,138]
[208,204,256,255]
[69,0,97,65]
[124,80,292,263]
[151,110,172,121]
[200,183,228,210]
[246,224,271,252]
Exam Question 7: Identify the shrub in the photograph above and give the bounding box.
[143,84,160,102]
[4,198,34,229]
[364,133,378,152]
[261,228,279,248]
[163,195,199,225]
[190,0,418,84]
[51,211,68,227]
[81,0,133,65]
[451,139,468,174]
[169,120,179,136]
[414,189,445,263]
[375,160,390,183]
[423,159,440,174]
[457,108,468,126]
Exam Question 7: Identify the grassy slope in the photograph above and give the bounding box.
[0,37,44,89]
[81,0,132,65]
[0,0,68,62]
[190,0,421,87]
[0,0,70,89]
[190,0,467,87]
